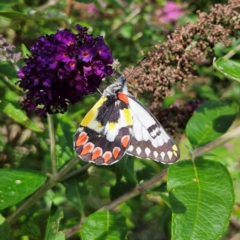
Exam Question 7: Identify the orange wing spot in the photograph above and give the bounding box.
[92,147,103,160]
[117,93,129,104]
[103,151,112,163]
[80,143,94,156]
[113,147,121,159]
[121,135,130,148]
[76,132,88,147]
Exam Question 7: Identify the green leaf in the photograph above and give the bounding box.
[0,169,46,209]
[64,177,88,215]
[0,214,13,240]
[55,122,73,168]
[168,159,234,240]
[21,44,31,58]
[186,100,238,148]
[115,155,137,185]
[45,207,65,240]
[81,211,128,240]
[0,100,43,132]
[15,221,41,239]
[213,58,240,82]
[0,11,27,20]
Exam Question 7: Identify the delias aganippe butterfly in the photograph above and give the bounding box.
[74,76,180,165]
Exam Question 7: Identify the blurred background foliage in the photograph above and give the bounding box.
[0,0,240,239]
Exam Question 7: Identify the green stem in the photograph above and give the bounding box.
[6,156,82,225]
[47,114,57,179]
[192,126,240,158]
[64,168,168,238]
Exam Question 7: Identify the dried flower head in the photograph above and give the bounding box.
[125,0,240,111]
[0,35,21,63]
[156,100,204,136]
[17,24,113,117]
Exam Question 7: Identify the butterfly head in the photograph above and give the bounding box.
[103,76,128,96]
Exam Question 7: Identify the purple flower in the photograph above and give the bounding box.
[17,24,113,117]
[79,45,96,63]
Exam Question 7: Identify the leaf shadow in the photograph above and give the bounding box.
[169,192,186,214]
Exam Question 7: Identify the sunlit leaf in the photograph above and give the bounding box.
[213,58,240,82]
[0,169,46,209]
[45,207,65,240]
[0,101,43,132]
[168,159,234,240]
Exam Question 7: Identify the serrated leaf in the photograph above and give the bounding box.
[0,214,13,240]
[168,159,234,240]
[81,211,128,240]
[64,177,88,215]
[0,100,43,132]
[213,58,240,82]
[45,208,65,240]
[186,100,238,148]
[0,169,46,209]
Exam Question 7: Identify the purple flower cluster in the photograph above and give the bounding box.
[17,24,113,117]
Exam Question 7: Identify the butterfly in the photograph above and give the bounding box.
[74,76,180,165]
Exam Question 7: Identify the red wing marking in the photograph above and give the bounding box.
[80,143,94,156]
[117,93,129,104]
[76,132,88,147]
[103,151,112,163]
[121,135,130,148]
[113,147,121,159]
[92,147,103,160]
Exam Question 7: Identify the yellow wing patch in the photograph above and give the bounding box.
[81,96,107,127]
[122,108,132,126]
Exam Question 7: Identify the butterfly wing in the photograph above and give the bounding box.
[126,94,180,164]
[74,95,133,165]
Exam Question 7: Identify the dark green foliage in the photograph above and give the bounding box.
[0,0,240,239]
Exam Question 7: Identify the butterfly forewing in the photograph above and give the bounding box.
[74,95,133,165]
[126,95,180,164]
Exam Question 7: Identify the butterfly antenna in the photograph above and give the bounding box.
[125,56,147,80]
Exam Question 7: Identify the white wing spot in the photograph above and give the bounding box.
[153,151,158,158]
[136,147,142,155]
[145,147,151,157]
[128,145,134,152]
[160,152,165,160]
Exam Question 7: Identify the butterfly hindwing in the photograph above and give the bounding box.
[126,95,180,164]
[74,95,133,165]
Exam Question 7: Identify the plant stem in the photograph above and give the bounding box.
[100,168,168,211]
[64,168,168,238]
[192,126,240,158]
[47,114,57,179]
[60,163,90,181]
[6,156,82,225]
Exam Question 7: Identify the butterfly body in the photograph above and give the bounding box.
[74,76,180,165]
